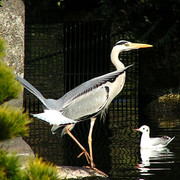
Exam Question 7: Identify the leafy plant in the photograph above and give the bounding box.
[0,62,22,104]
[0,151,59,180]
[23,157,59,180]
[0,105,31,141]
[0,150,23,180]
[0,37,22,104]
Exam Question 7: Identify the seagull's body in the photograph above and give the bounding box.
[136,125,175,149]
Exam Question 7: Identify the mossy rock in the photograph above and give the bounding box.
[145,93,180,113]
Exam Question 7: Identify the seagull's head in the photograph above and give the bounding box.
[113,40,153,53]
[136,125,150,135]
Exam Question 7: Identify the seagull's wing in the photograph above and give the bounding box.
[161,136,175,146]
[151,136,175,147]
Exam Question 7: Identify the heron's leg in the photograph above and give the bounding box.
[88,117,96,168]
[65,124,90,164]
[87,118,108,177]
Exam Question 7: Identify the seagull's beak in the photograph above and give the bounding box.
[135,128,140,131]
[129,43,153,49]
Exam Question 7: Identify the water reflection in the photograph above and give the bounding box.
[138,147,174,174]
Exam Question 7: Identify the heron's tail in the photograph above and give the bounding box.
[17,76,47,107]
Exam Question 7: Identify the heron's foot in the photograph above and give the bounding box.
[85,166,108,177]
[90,161,96,169]
[77,150,90,164]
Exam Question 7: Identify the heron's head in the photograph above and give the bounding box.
[113,40,153,53]
[136,125,150,135]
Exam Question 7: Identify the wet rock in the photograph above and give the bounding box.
[0,137,35,165]
[57,166,107,179]
[145,93,180,113]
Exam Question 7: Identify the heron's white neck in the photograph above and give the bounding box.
[110,47,125,70]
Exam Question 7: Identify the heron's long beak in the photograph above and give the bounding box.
[135,128,140,131]
[129,43,153,49]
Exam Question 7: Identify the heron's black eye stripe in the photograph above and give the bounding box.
[116,40,128,45]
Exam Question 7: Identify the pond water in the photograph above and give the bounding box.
[98,112,180,180]
[26,103,180,180]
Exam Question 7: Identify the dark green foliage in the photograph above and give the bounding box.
[0,151,59,180]
[100,0,179,46]
[0,63,22,104]
[0,38,22,104]
[0,105,31,140]
[23,157,59,180]
[0,37,31,140]
[0,150,23,180]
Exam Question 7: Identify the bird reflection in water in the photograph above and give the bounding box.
[135,125,175,175]
[137,147,175,174]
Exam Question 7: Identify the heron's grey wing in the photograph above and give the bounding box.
[61,86,109,120]
[17,76,57,110]
[57,64,133,110]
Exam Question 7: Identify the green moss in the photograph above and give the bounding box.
[0,105,31,141]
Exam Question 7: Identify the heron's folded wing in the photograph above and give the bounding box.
[57,65,133,110]
[61,86,109,120]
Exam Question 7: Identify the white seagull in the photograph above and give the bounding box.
[136,125,175,149]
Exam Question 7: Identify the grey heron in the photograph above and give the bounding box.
[17,40,152,174]
[136,125,175,148]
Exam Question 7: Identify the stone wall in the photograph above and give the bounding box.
[0,0,24,76]
[0,0,35,161]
